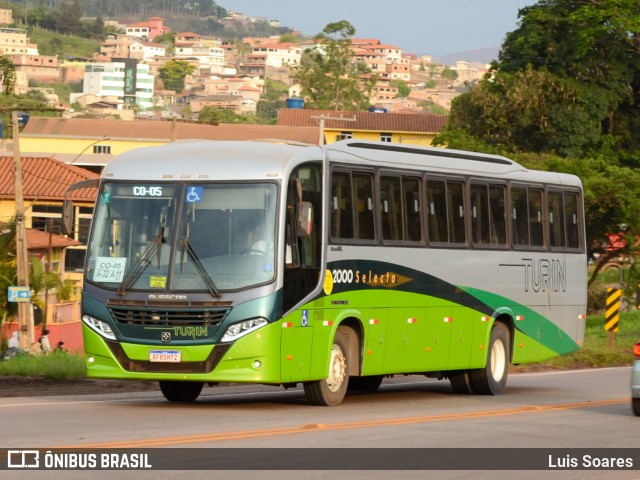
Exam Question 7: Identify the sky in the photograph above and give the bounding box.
[219,0,535,57]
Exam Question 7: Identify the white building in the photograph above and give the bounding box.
[77,60,155,110]
[129,41,166,61]
[174,44,226,74]
[250,42,302,68]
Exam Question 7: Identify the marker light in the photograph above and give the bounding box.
[221,318,267,342]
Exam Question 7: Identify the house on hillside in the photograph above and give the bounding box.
[125,17,170,41]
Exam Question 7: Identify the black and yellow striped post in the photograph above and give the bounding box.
[605,287,621,346]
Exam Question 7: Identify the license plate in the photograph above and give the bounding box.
[149,350,181,363]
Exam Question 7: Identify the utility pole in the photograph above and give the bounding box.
[310,114,356,145]
[12,110,34,349]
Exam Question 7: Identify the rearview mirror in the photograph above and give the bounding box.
[62,200,74,235]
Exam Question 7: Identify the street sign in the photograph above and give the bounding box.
[7,286,30,303]
[605,287,621,332]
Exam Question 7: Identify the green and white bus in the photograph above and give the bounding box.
[67,139,586,405]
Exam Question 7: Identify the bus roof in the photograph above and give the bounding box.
[326,140,582,188]
[326,140,525,175]
[99,139,581,188]
[100,140,319,181]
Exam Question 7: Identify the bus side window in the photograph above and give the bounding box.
[564,191,580,249]
[354,172,375,240]
[471,183,490,244]
[403,177,422,242]
[529,188,544,247]
[548,190,566,248]
[511,186,529,246]
[427,179,447,243]
[380,176,402,241]
[331,171,354,240]
[472,183,507,247]
[447,180,466,244]
[489,184,507,245]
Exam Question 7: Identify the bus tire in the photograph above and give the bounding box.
[448,371,475,394]
[304,327,351,406]
[159,381,204,402]
[469,322,510,395]
[348,375,384,393]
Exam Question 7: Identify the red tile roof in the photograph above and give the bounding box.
[0,156,98,202]
[21,117,319,145]
[277,109,448,133]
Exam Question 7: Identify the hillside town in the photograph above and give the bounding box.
[0,9,485,120]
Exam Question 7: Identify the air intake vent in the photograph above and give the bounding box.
[108,306,230,327]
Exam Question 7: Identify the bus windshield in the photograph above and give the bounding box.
[85,182,277,293]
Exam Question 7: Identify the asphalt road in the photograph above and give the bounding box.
[1,367,638,480]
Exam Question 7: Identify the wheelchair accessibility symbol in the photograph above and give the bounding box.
[186,186,203,203]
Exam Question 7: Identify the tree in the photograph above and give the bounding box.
[279,33,298,43]
[158,60,196,93]
[440,67,458,87]
[92,14,106,40]
[391,79,410,98]
[440,0,640,160]
[436,67,606,156]
[291,20,378,110]
[198,106,255,125]
[56,0,83,36]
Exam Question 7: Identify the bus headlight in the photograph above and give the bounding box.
[221,318,267,342]
[82,315,117,340]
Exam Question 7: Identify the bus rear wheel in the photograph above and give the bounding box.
[469,322,510,395]
[304,327,351,406]
[159,381,204,402]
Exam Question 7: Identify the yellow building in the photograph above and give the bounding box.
[277,108,448,146]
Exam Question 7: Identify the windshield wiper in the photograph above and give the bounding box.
[179,207,220,298]
[179,238,221,298]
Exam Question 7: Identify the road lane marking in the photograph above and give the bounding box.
[58,397,628,448]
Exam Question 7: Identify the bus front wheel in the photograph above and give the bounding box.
[159,381,204,402]
[304,327,351,406]
[469,323,510,395]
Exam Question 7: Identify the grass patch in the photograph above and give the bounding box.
[0,352,86,379]
[520,310,639,370]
